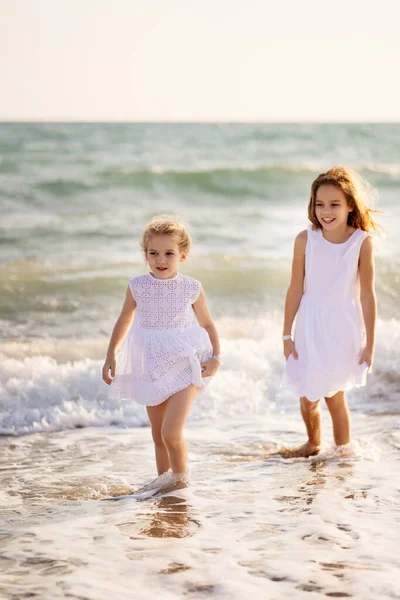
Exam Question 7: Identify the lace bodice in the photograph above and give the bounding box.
[129,273,201,330]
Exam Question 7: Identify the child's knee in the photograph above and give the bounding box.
[151,428,164,446]
[161,428,183,450]
[300,397,319,413]
[325,394,347,413]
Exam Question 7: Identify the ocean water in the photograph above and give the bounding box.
[0,123,399,599]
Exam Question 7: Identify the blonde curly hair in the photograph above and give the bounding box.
[141,216,191,256]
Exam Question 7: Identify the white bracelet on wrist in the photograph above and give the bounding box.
[282,334,292,341]
[212,354,222,363]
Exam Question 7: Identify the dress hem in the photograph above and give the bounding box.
[112,378,210,407]
[284,376,368,403]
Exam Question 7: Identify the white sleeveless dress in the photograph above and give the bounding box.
[285,224,371,402]
[109,273,213,406]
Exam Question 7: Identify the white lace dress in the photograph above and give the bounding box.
[109,273,213,406]
[285,224,371,402]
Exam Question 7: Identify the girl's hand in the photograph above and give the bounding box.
[283,339,298,360]
[359,346,374,368]
[201,358,220,377]
[102,356,116,385]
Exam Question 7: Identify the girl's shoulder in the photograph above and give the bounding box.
[296,229,308,243]
[340,229,374,264]
[347,228,373,248]
[180,274,203,303]
[293,229,308,252]
[360,228,385,253]
[359,232,375,255]
[129,274,150,286]
[180,273,201,286]
[127,274,150,301]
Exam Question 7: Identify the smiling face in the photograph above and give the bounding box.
[314,185,352,232]
[146,234,186,279]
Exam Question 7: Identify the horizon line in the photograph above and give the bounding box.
[1,119,400,125]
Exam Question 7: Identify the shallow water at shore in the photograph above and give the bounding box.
[1,413,400,600]
[1,123,400,598]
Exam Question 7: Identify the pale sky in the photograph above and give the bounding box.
[1,0,399,122]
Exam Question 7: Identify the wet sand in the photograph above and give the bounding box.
[1,414,399,600]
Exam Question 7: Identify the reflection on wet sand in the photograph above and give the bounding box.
[294,460,357,510]
[138,496,200,539]
[116,495,200,540]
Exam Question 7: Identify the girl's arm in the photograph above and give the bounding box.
[193,288,221,377]
[102,287,137,385]
[358,236,376,367]
[282,231,306,360]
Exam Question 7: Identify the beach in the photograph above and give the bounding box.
[1,123,399,599]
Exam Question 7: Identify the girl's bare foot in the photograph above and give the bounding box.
[279,441,320,458]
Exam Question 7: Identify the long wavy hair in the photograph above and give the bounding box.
[308,166,381,232]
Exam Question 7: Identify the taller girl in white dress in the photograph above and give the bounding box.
[102,217,221,493]
[282,167,381,458]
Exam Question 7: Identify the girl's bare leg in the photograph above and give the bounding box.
[325,391,351,446]
[281,397,321,458]
[161,384,198,474]
[146,402,171,475]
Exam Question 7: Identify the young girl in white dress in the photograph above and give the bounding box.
[282,166,381,458]
[102,217,221,492]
